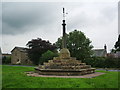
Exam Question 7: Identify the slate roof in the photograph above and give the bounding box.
[92,49,107,57]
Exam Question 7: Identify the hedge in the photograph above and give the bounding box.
[2,56,11,64]
[82,57,119,68]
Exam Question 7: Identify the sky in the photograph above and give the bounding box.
[1,1,119,54]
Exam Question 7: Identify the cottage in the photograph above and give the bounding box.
[11,47,32,64]
[92,45,107,57]
[108,51,120,58]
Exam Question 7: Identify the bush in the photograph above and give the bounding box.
[39,50,58,64]
[2,56,11,64]
[83,57,119,68]
[105,57,119,68]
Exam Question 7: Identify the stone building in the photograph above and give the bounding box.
[11,47,32,64]
[92,44,107,57]
[107,51,120,58]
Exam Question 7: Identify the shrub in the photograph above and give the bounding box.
[39,50,58,64]
[105,57,119,68]
[2,56,11,64]
[83,57,119,68]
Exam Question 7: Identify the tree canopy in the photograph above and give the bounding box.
[114,34,120,51]
[26,38,56,65]
[39,50,58,64]
[55,30,93,60]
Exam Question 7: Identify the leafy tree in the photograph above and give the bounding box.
[39,50,58,64]
[111,49,116,53]
[55,30,93,60]
[26,38,56,65]
[114,34,120,51]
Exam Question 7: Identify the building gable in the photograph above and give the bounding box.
[93,49,107,57]
[11,47,32,64]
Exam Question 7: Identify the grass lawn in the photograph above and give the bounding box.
[2,65,119,88]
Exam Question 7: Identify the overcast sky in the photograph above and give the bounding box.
[1,1,119,53]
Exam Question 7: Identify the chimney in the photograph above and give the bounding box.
[104,44,107,50]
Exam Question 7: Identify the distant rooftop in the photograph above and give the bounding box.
[92,48,107,57]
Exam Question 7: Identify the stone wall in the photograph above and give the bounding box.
[20,52,32,64]
[11,48,21,64]
[11,48,32,64]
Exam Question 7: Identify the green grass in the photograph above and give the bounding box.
[2,65,119,88]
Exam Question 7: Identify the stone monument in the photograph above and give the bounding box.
[35,8,95,76]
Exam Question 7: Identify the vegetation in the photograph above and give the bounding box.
[2,56,11,64]
[55,30,93,60]
[111,34,120,53]
[39,50,58,64]
[26,38,56,65]
[83,57,119,68]
[2,65,118,88]
[115,34,120,51]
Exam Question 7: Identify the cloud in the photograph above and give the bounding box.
[2,2,118,53]
[118,1,120,34]
[2,2,61,35]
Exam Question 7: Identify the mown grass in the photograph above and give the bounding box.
[2,65,119,88]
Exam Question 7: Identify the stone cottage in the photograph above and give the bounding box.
[11,47,32,64]
[107,51,120,58]
[92,44,107,57]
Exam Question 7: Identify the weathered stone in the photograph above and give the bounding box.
[59,48,70,59]
[11,47,32,64]
[35,48,96,76]
[34,8,95,76]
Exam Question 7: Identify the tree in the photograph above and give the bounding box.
[114,34,120,51]
[26,38,56,65]
[39,50,58,64]
[55,30,93,60]
[111,49,116,53]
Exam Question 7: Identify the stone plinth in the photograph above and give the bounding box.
[35,48,95,76]
[59,48,70,59]
[35,68,95,76]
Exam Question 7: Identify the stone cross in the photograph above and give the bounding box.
[62,8,66,48]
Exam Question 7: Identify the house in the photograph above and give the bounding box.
[116,51,120,58]
[92,44,107,57]
[107,51,120,58]
[11,47,32,64]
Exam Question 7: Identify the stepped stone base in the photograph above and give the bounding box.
[35,68,95,76]
[35,48,96,76]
